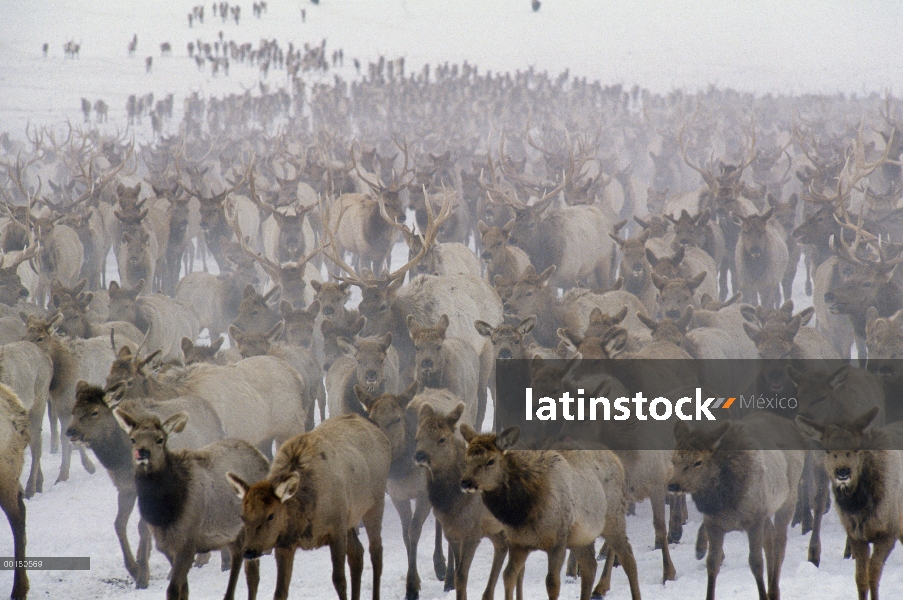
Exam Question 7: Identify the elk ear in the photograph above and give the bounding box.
[310,280,323,293]
[274,472,300,503]
[181,337,194,355]
[377,332,393,352]
[459,423,478,443]
[730,212,745,226]
[828,365,851,390]
[538,265,556,284]
[398,380,419,408]
[651,272,667,290]
[739,304,758,324]
[645,248,659,267]
[602,328,628,357]
[710,422,732,450]
[279,300,294,317]
[477,220,489,235]
[761,207,775,221]
[671,245,685,265]
[677,307,693,330]
[418,403,436,422]
[75,380,90,395]
[226,471,250,500]
[406,314,421,336]
[557,327,583,347]
[117,344,134,360]
[306,300,320,316]
[162,412,189,435]
[474,320,494,337]
[608,233,626,247]
[786,314,801,338]
[266,321,285,344]
[673,420,691,443]
[501,219,516,236]
[636,312,658,332]
[49,312,63,332]
[688,271,707,292]
[354,384,376,411]
[518,315,536,335]
[228,325,244,344]
[698,209,711,226]
[786,365,802,386]
[742,322,761,343]
[113,407,139,433]
[865,306,880,334]
[612,306,629,324]
[634,215,650,229]
[243,284,256,299]
[496,426,520,450]
[795,415,826,442]
[446,403,465,427]
[210,337,225,353]
[788,193,798,209]
[436,314,449,336]
[798,306,815,326]
[109,280,120,293]
[337,337,357,358]
[852,406,880,432]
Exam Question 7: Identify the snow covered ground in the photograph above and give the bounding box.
[2,0,903,598]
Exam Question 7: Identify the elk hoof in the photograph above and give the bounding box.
[663,565,677,582]
[443,581,455,593]
[433,555,446,581]
[696,548,707,561]
[405,591,419,600]
[55,472,69,484]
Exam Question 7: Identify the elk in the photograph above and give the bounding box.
[358,383,467,600]
[324,195,501,386]
[414,403,513,600]
[865,307,903,422]
[670,413,806,600]
[324,141,415,273]
[0,383,29,600]
[395,207,482,279]
[732,207,789,308]
[460,425,642,600]
[228,413,391,600]
[32,214,84,308]
[326,332,400,418]
[610,229,655,312]
[796,407,903,600]
[23,312,137,483]
[478,218,532,283]
[408,314,487,429]
[0,341,52,499]
[66,381,224,588]
[105,344,306,459]
[108,279,200,364]
[114,408,268,600]
[645,245,719,303]
[651,271,708,320]
[229,321,325,429]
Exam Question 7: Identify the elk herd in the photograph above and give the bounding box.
[2,61,903,600]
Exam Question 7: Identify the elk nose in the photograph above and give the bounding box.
[65,426,76,438]
[823,292,835,302]
[413,450,428,464]
[498,348,513,359]
[322,306,334,316]
[420,359,433,370]
[19,288,28,298]
[460,478,476,492]
[667,483,680,493]
[835,468,851,481]
[665,309,681,319]
[365,370,378,382]
[136,448,150,461]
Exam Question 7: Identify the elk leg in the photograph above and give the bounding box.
[362,495,384,600]
[136,517,151,588]
[25,407,43,497]
[747,519,767,600]
[808,463,830,567]
[328,534,350,600]
[503,547,529,600]
[391,497,419,599]
[868,535,896,600]
[220,548,230,571]
[565,548,578,579]
[56,424,72,483]
[572,545,597,600]
[652,488,676,582]
[48,399,60,453]
[223,540,244,600]
[444,539,456,593]
[167,546,195,600]
[768,502,794,600]
[696,522,709,560]
[452,535,480,598]
[114,487,140,579]
[592,544,614,598]
[483,532,508,600]
[434,518,447,581]
[244,556,260,600]
[273,547,296,600]
[704,523,726,600]
[347,527,365,600]
[667,493,684,544]
[2,485,28,600]
[849,538,870,600]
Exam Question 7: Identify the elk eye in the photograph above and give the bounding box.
[267,513,275,522]
[90,410,99,417]
[486,458,495,466]
[130,438,136,444]
[156,438,164,445]
[379,305,387,312]
[438,438,446,445]
[525,292,532,297]
[514,340,520,345]
[37,336,44,342]
[252,310,259,316]
[693,460,702,467]
[863,282,872,288]
[389,418,401,427]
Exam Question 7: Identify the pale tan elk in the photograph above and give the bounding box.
[229,413,391,600]
[0,382,29,600]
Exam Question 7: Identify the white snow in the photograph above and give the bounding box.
[2,0,903,598]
